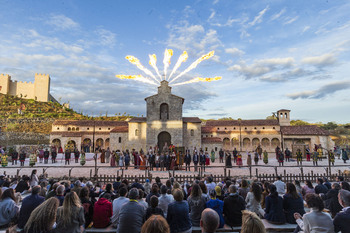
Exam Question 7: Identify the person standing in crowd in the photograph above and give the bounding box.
[19,150,26,166]
[184,150,191,171]
[74,148,80,163]
[247,151,252,167]
[17,186,45,229]
[64,148,71,165]
[312,149,319,166]
[264,184,286,224]
[306,147,311,161]
[124,150,130,169]
[283,183,305,224]
[333,189,350,233]
[256,145,263,160]
[278,150,284,166]
[167,188,192,233]
[223,185,246,227]
[225,151,232,168]
[233,148,238,164]
[328,149,335,166]
[105,147,111,164]
[285,147,291,162]
[44,148,50,164]
[296,149,303,166]
[294,193,334,233]
[193,152,199,172]
[200,152,206,172]
[23,197,59,233]
[51,146,57,163]
[117,188,145,233]
[55,191,85,233]
[29,169,38,187]
[318,145,323,161]
[342,148,348,163]
[263,150,268,164]
[253,151,259,165]
[11,149,18,165]
[210,149,215,163]
[219,148,224,163]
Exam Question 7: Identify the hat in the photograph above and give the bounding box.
[215,186,222,196]
[146,179,150,183]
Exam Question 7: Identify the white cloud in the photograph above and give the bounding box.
[95,28,116,47]
[283,16,299,25]
[249,5,269,26]
[302,26,311,33]
[208,10,216,21]
[46,14,79,30]
[225,48,245,56]
[213,0,219,4]
[270,8,286,21]
[301,53,337,67]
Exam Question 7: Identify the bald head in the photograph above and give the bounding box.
[200,208,219,233]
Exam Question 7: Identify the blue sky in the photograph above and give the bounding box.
[0,0,349,123]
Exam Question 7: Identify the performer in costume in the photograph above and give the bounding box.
[119,151,124,167]
[124,150,130,169]
[19,151,26,166]
[328,150,335,166]
[38,148,44,163]
[296,149,303,166]
[278,151,284,166]
[285,148,291,162]
[29,153,36,167]
[233,148,238,163]
[51,146,57,163]
[140,152,146,170]
[246,151,252,167]
[342,148,348,163]
[210,149,215,163]
[253,151,259,165]
[219,148,224,163]
[11,149,18,165]
[178,151,184,170]
[44,148,50,164]
[256,145,263,160]
[205,151,210,166]
[312,150,318,166]
[64,148,71,165]
[263,150,268,164]
[74,148,80,163]
[100,149,105,163]
[236,153,243,168]
[110,151,116,167]
[275,146,281,160]
[1,153,8,167]
[80,151,86,166]
[317,146,323,161]
[306,148,311,161]
[170,151,176,170]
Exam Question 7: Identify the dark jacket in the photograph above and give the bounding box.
[117,201,145,233]
[17,194,45,228]
[93,198,112,228]
[333,208,350,233]
[184,154,191,164]
[192,154,198,164]
[167,201,192,233]
[145,207,164,220]
[223,193,246,227]
[315,184,329,194]
[206,199,224,228]
[282,193,305,224]
[264,195,286,224]
[81,197,94,227]
[322,189,343,217]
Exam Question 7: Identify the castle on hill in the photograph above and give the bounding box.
[50,80,334,156]
[0,73,56,102]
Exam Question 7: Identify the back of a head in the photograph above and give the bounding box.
[32,185,42,195]
[305,193,324,211]
[339,189,350,207]
[150,195,159,208]
[173,188,184,202]
[241,210,266,233]
[102,193,112,202]
[229,184,237,193]
[200,208,219,233]
[129,188,139,200]
[119,187,128,197]
[63,191,80,209]
[141,215,170,233]
[56,185,65,195]
[161,185,167,195]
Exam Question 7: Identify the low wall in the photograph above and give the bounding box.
[0,132,50,146]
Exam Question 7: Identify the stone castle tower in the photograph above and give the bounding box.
[145,80,185,151]
[277,109,291,126]
[0,73,51,102]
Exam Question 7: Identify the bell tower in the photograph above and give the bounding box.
[277,109,291,126]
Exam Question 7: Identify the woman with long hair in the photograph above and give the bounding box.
[261,181,270,209]
[0,188,20,228]
[264,184,286,224]
[29,170,38,187]
[24,197,59,233]
[79,186,93,227]
[302,180,315,199]
[187,184,206,226]
[245,182,264,217]
[283,183,305,223]
[238,179,249,200]
[55,191,85,233]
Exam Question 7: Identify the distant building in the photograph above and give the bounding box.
[0,73,56,102]
[50,81,334,155]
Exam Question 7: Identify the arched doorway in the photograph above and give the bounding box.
[96,138,104,151]
[158,131,171,153]
[52,138,61,148]
[105,138,110,149]
[223,138,230,150]
[243,138,251,150]
[271,138,280,148]
[82,138,92,152]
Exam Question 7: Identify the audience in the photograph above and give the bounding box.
[187,183,206,226]
[333,189,350,233]
[322,182,343,218]
[315,178,329,195]
[145,195,164,220]
[200,208,219,233]
[223,184,246,227]
[206,189,224,228]
[294,193,334,233]
[158,185,174,218]
[238,179,250,199]
[93,193,112,228]
[55,191,85,233]
[241,210,266,233]
[302,180,315,199]
[246,182,264,217]
[264,184,286,224]
[23,197,59,233]
[0,188,19,228]
[273,176,286,195]
[141,215,170,233]
[17,186,45,229]
[167,188,192,233]
[79,186,94,228]
[282,183,305,224]
[117,188,145,233]
[55,185,65,206]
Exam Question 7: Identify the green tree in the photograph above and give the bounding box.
[320,122,338,130]
[290,120,310,126]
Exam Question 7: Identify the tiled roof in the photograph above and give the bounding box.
[183,117,201,123]
[128,117,147,122]
[110,126,128,133]
[281,125,329,136]
[51,131,111,136]
[205,119,279,126]
[201,126,217,133]
[202,137,222,144]
[53,120,128,127]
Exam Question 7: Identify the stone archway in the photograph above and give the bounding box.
[96,138,104,150]
[82,138,92,152]
[52,138,61,148]
[158,131,171,153]
[223,138,230,150]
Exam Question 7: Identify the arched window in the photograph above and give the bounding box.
[160,103,169,120]
[68,127,71,131]
[72,127,75,131]
[119,137,122,143]
[76,127,79,131]
[135,129,139,136]
[190,129,194,136]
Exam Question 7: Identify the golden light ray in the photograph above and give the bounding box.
[167,51,188,81]
[148,54,162,81]
[162,49,173,80]
[169,51,215,84]
[115,75,158,86]
[172,76,222,86]
[125,55,159,83]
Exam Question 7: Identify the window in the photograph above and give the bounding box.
[262,127,265,129]
[273,127,275,129]
[254,127,257,130]
[76,127,79,131]
[206,135,208,137]
[68,127,71,131]
[72,127,75,131]
[108,128,110,130]
[217,127,219,130]
[190,129,194,136]
[234,127,236,130]
[135,129,139,136]
[87,128,90,130]
[160,103,169,120]
[57,127,59,130]
[245,127,247,130]
[224,127,227,130]
[118,137,121,143]
[99,128,101,130]
[211,135,213,137]
[215,147,217,151]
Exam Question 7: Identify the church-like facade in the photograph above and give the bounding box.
[50,81,334,155]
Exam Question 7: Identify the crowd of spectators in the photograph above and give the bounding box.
[0,172,350,233]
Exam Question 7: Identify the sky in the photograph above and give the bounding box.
[0,0,349,123]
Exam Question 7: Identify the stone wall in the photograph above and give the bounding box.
[0,132,50,146]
